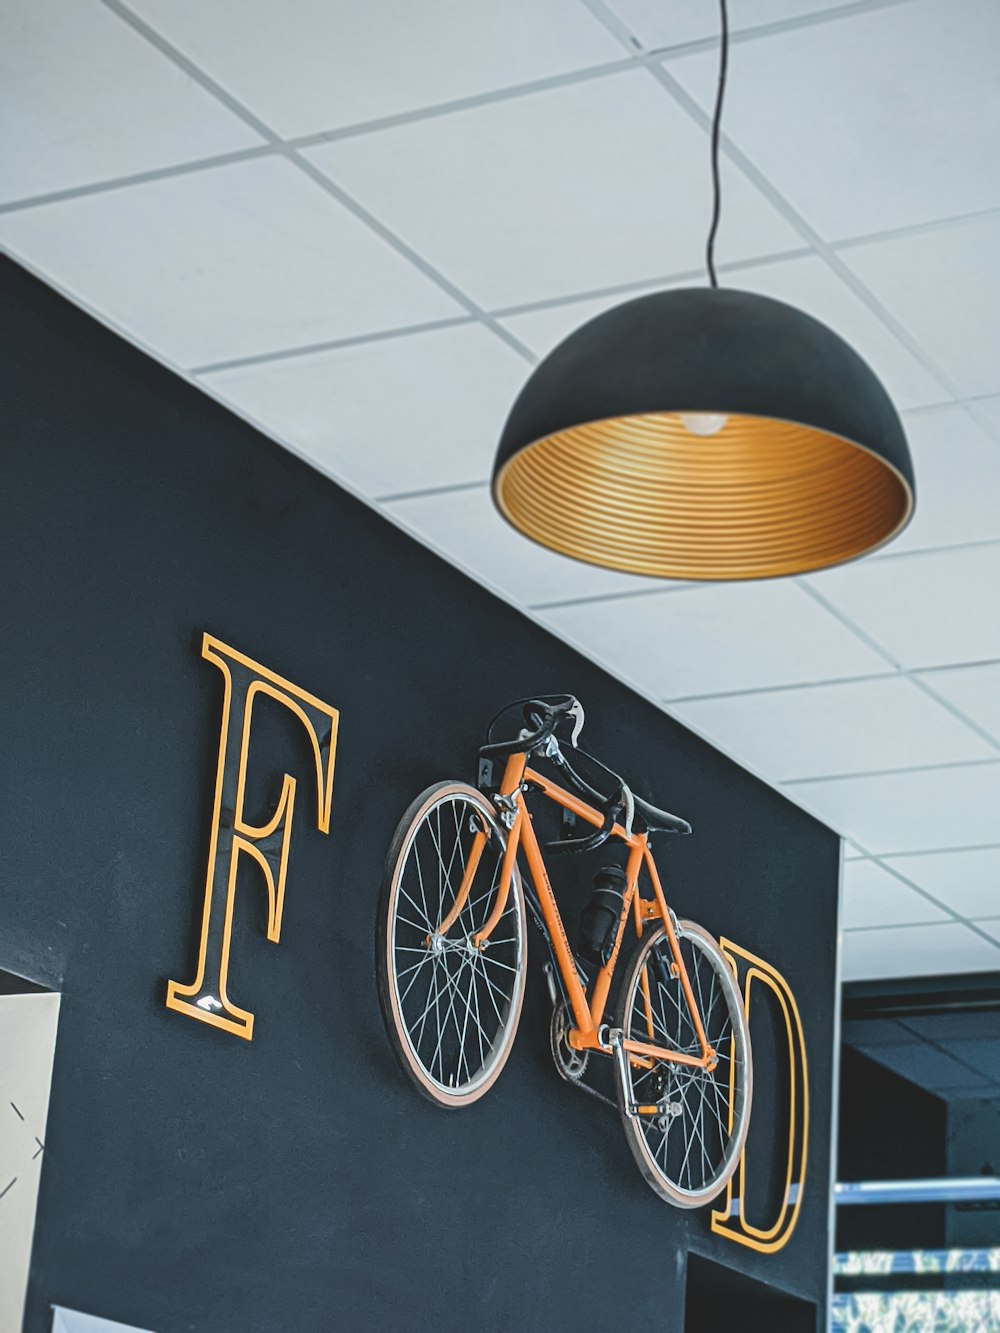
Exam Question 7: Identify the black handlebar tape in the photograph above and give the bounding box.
[546,802,619,856]
[479,696,577,761]
[479,714,557,760]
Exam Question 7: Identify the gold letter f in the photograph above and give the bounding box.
[166,633,339,1040]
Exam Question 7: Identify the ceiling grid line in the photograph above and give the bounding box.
[525,531,1000,613]
[798,581,1000,756]
[853,841,1000,861]
[782,757,1000,788]
[190,315,478,378]
[0,145,277,217]
[839,841,1000,949]
[1,0,920,218]
[96,0,540,364]
[845,920,997,935]
[192,247,821,379]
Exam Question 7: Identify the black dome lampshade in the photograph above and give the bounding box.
[491,287,916,581]
[490,1,915,583]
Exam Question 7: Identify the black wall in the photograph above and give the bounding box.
[1,259,840,1333]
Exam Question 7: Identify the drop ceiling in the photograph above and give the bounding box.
[3,0,999,982]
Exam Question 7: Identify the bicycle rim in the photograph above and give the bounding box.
[377,782,527,1108]
[616,920,752,1207]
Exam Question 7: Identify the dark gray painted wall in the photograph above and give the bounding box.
[1,259,838,1332]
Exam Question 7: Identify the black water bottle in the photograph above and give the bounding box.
[577,866,627,965]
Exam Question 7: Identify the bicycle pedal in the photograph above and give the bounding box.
[631,1100,683,1120]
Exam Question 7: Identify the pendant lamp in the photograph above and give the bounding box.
[491,4,915,582]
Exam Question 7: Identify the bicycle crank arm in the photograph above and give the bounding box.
[610,1028,684,1120]
[610,1028,634,1113]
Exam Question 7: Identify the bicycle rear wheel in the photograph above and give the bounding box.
[615,920,752,1208]
[376,782,527,1108]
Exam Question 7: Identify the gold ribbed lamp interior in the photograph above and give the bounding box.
[494,413,913,581]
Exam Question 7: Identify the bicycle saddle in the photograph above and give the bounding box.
[632,793,692,836]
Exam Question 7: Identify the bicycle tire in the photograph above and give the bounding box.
[376,781,527,1108]
[614,919,752,1208]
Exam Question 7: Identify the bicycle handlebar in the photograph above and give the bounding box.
[479,695,581,760]
[479,696,629,855]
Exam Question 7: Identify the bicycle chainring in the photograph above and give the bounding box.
[550,1001,589,1083]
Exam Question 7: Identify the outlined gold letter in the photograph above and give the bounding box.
[710,939,809,1254]
[166,633,339,1040]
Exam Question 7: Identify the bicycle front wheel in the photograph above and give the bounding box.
[615,920,752,1208]
[376,782,527,1108]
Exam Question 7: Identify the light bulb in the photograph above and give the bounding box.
[679,412,729,437]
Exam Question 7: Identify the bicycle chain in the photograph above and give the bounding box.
[565,1070,617,1111]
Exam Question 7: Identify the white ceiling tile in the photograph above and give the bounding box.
[889,408,1000,553]
[671,677,992,782]
[842,921,1000,981]
[789,763,1000,854]
[0,159,461,367]
[883,848,1000,920]
[203,323,527,497]
[971,395,1000,443]
[606,0,873,49]
[306,70,802,310]
[543,580,888,699]
[667,0,1000,240]
[384,487,658,605]
[918,663,1000,744]
[840,215,1000,399]
[806,545,1000,669]
[502,252,946,411]
[843,860,949,930]
[0,0,261,203]
[126,0,625,138]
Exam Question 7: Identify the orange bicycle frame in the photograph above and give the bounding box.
[441,750,716,1074]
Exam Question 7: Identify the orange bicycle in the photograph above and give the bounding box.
[376,695,752,1207]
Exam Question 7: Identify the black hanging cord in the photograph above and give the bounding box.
[706,0,729,288]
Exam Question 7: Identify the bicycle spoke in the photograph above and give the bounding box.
[394,911,432,935]
[469,961,487,1068]
[431,954,469,1082]
[621,927,749,1202]
[480,954,518,974]
[397,954,434,1006]
[474,956,511,1020]
[395,955,430,981]
[413,958,443,1050]
[398,882,433,932]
